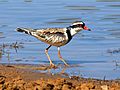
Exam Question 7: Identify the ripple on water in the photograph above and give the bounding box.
[55,17,80,21]
[115,21,120,23]
[107,15,120,20]
[65,5,99,11]
[96,0,120,2]
[101,14,120,21]
[46,17,80,24]
[0,32,5,39]
[101,17,118,20]
[108,4,120,7]
[0,24,8,28]
[46,21,70,24]
[108,29,120,38]
[110,31,120,38]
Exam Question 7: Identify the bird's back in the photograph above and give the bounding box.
[17,27,70,47]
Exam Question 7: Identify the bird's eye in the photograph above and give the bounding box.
[78,24,85,28]
[76,24,80,26]
[78,24,82,27]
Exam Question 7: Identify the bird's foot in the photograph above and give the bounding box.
[50,63,57,69]
[64,63,69,67]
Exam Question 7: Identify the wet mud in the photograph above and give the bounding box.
[0,64,119,90]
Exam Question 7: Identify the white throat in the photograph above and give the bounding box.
[70,28,82,36]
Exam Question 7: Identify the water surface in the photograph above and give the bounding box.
[0,0,120,80]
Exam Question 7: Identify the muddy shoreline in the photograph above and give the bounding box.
[0,64,119,90]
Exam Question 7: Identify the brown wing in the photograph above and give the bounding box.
[34,28,68,47]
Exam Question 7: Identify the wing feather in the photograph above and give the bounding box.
[34,28,68,46]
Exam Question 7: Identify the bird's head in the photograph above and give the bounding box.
[71,21,91,31]
[67,21,91,36]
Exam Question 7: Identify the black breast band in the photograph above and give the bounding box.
[66,27,72,43]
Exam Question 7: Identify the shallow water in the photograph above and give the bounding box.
[0,0,120,80]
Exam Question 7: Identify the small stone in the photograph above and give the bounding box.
[0,77,5,84]
[101,85,108,90]
[42,83,54,90]
[81,83,89,90]
[87,83,95,89]
[62,84,71,90]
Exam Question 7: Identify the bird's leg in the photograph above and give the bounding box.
[57,47,69,66]
[45,45,55,67]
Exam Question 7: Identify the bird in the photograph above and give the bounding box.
[16,21,91,68]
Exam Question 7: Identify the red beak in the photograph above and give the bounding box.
[83,26,91,31]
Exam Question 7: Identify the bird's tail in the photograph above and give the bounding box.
[16,28,36,36]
